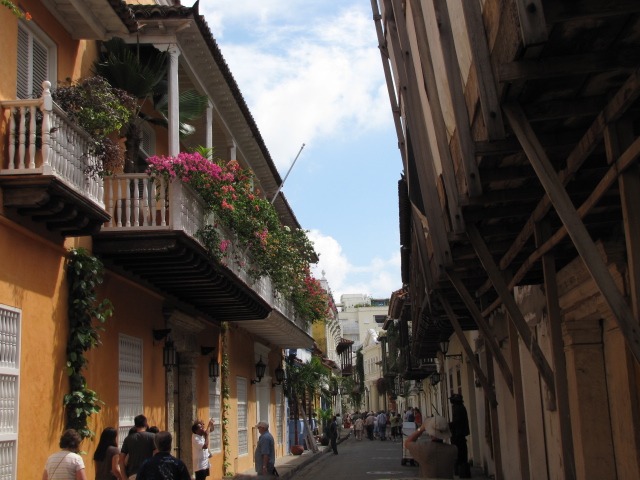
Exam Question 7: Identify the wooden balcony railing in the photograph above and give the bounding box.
[0,81,104,208]
[102,174,309,332]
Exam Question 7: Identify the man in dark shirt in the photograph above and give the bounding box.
[449,394,471,478]
[137,431,190,480]
[119,414,156,479]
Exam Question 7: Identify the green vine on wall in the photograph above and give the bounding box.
[65,248,113,439]
[221,322,232,476]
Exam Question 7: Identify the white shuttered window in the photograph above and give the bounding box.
[0,305,20,480]
[275,388,283,445]
[237,378,248,456]
[208,377,221,453]
[119,335,143,447]
[16,21,56,99]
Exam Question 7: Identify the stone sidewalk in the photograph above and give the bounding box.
[240,433,490,479]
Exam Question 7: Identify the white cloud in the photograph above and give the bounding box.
[198,1,390,170]
[308,230,400,301]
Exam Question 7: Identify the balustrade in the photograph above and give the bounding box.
[0,81,103,207]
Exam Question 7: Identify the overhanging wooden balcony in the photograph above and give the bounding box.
[0,82,109,236]
[93,174,313,343]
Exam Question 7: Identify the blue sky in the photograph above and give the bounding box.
[197,0,403,301]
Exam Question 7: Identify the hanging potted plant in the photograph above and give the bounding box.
[52,76,136,176]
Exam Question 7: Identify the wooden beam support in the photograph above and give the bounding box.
[545,0,640,23]
[370,0,406,168]
[438,293,497,407]
[429,0,482,197]
[445,269,514,396]
[499,48,640,82]
[604,119,640,479]
[460,0,505,140]
[534,221,576,480]
[485,347,504,480]
[481,133,640,315]
[514,0,548,46]
[385,0,452,269]
[497,67,640,275]
[507,316,531,480]
[503,102,640,365]
[407,0,464,233]
[467,223,556,401]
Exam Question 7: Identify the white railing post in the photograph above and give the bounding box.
[7,107,16,169]
[28,104,36,169]
[41,81,52,170]
[169,180,183,231]
[17,107,25,169]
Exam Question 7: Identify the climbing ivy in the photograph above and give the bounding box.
[221,322,232,476]
[64,248,113,439]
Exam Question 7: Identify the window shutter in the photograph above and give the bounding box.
[119,335,143,447]
[237,378,248,455]
[31,39,48,97]
[208,377,222,452]
[16,26,29,99]
[0,305,20,480]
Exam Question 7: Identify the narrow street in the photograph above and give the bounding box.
[291,435,489,480]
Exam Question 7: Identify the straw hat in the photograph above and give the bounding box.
[424,415,451,440]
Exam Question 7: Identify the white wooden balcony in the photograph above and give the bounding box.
[0,81,108,235]
[100,174,312,343]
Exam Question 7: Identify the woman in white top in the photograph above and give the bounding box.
[42,429,87,480]
[191,418,215,480]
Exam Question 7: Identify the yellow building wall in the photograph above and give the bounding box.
[0,0,93,100]
[0,218,69,479]
[223,325,286,476]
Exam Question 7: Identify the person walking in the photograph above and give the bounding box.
[254,421,276,476]
[119,414,156,479]
[354,415,364,441]
[93,427,124,480]
[192,418,215,480]
[43,429,87,480]
[136,432,189,480]
[328,416,339,454]
[364,412,375,441]
[390,413,399,442]
[449,394,471,478]
[414,408,423,428]
[377,411,387,441]
[404,415,458,479]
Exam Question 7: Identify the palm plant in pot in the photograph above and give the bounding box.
[94,37,208,172]
[285,354,329,454]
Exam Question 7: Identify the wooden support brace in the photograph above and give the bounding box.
[467,223,556,402]
[460,0,505,140]
[446,269,514,396]
[535,221,576,480]
[431,0,482,197]
[504,102,640,366]
[514,0,548,46]
[438,293,497,407]
[482,134,640,316]
[497,67,640,275]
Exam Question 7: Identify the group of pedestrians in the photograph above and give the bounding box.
[349,410,405,442]
[42,414,214,480]
[342,395,472,480]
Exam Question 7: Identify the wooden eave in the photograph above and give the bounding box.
[0,175,110,237]
[41,0,135,40]
[92,230,271,322]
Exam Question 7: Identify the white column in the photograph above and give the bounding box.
[167,44,180,156]
[206,101,213,151]
[228,139,237,160]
